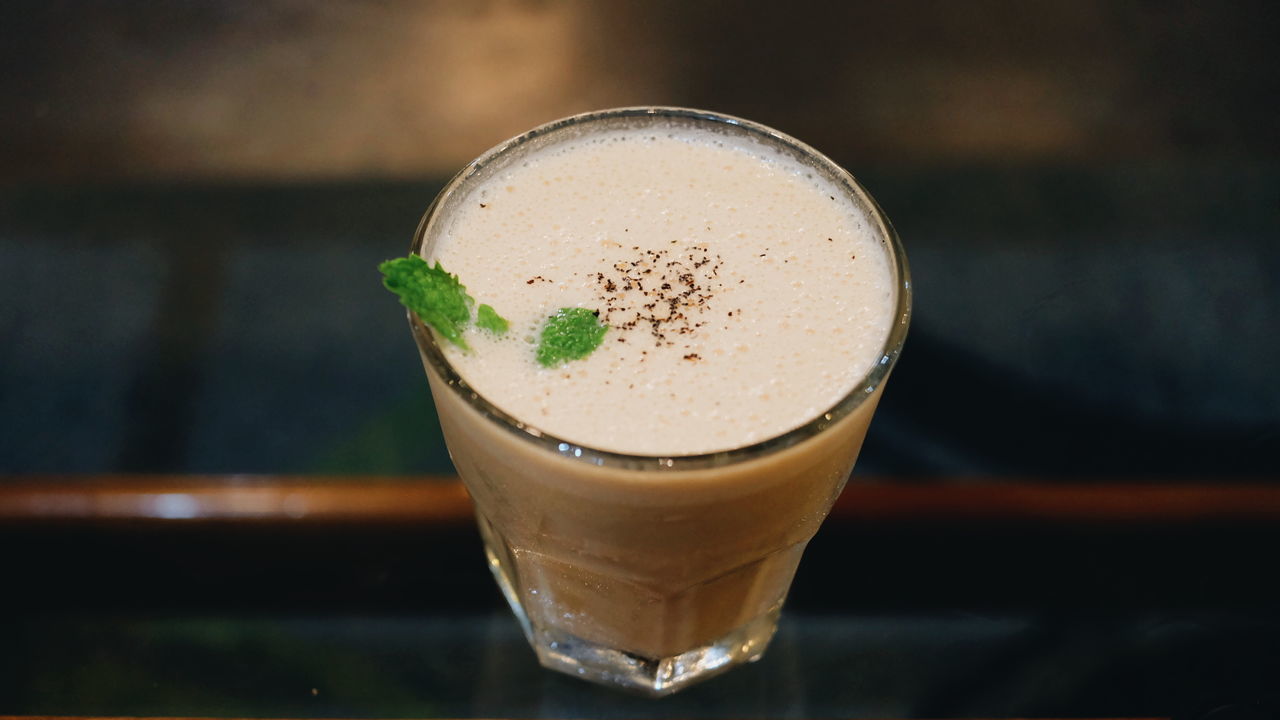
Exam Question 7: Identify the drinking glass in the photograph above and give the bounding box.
[405,107,910,695]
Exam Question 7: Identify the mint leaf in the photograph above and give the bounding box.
[379,256,474,350]
[476,304,509,334]
[537,307,608,367]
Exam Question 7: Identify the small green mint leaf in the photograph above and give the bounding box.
[476,304,509,334]
[537,307,608,367]
[379,256,473,350]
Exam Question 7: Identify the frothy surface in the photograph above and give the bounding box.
[426,126,894,456]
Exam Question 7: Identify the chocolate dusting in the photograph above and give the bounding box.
[591,243,725,348]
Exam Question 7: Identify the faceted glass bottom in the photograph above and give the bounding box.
[529,607,779,696]
[481,533,781,696]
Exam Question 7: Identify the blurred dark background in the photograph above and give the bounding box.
[2,1,1280,717]
[3,0,1277,477]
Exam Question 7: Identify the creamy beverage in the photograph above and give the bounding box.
[430,127,894,455]
[402,108,909,694]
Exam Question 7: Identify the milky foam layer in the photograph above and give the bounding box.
[425,125,894,456]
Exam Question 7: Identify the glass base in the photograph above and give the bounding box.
[480,525,779,695]
[529,607,779,696]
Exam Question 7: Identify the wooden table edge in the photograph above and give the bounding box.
[2,474,1278,525]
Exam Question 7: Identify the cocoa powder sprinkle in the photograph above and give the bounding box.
[591,243,725,349]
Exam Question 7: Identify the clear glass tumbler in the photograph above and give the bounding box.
[406,107,910,695]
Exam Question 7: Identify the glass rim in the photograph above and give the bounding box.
[408,106,912,472]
